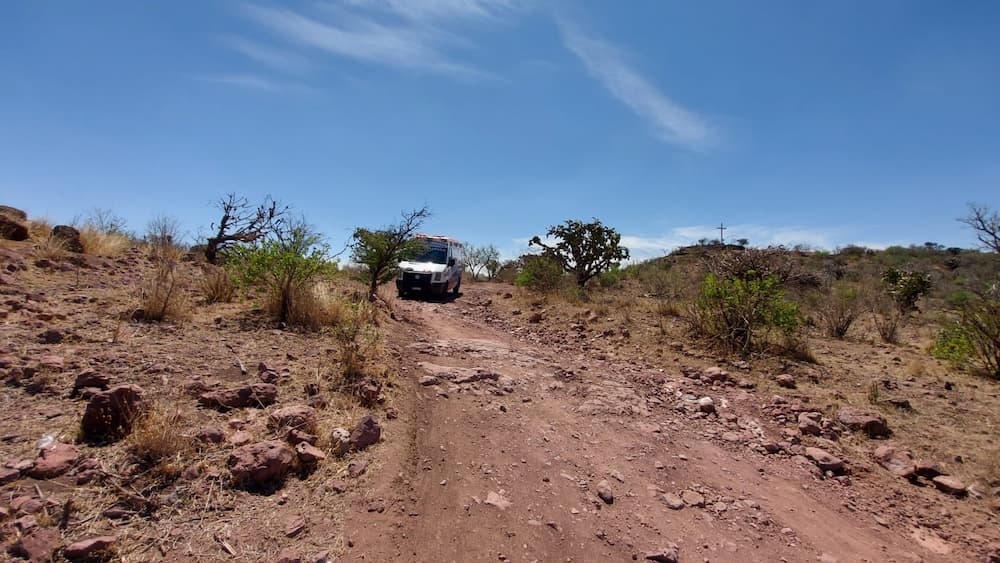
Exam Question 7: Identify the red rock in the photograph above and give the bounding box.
[915,461,943,479]
[268,405,317,433]
[80,384,147,441]
[805,447,845,474]
[0,466,20,484]
[275,549,302,563]
[64,535,117,560]
[194,427,225,444]
[228,431,253,446]
[227,441,294,487]
[349,415,381,451]
[932,475,967,496]
[29,443,80,478]
[837,407,890,438]
[71,370,111,396]
[347,460,368,477]
[295,442,326,464]
[775,374,796,389]
[11,528,62,562]
[11,495,43,514]
[198,383,277,410]
[37,355,64,371]
[873,445,916,479]
[286,428,317,445]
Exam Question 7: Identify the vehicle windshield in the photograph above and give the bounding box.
[411,245,448,264]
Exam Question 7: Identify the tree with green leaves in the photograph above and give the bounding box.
[466,244,501,281]
[529,218,629,287]
[351,207,430,299]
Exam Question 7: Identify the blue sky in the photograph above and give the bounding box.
[2,1,998,260]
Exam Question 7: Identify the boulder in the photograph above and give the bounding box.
[805,447,845,474]
[873,445,915,479]
[198,383,278,410]
[51,225,84,253]
[349,415,381,451]
[837,407,890,438]
[0,205,27,222]
[0,211,28,241]
[268,405,317,433]
[64,536,117,560]
[227,441,295,487]
[80,384,147,441]
[29,443,80,478]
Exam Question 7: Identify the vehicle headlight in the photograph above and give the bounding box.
[433,273,441,281]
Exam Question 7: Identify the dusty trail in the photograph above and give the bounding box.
[343,286,957,562]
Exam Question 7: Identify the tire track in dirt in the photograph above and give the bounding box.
[343,289,959,562]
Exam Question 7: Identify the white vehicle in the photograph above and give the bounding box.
[396,234,464,297]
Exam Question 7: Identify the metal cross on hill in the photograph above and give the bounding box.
[718,222,727,244]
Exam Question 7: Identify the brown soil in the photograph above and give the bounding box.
[1,242,997,562]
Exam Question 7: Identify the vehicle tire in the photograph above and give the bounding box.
[452,280,461,295]
[398,288,407,298]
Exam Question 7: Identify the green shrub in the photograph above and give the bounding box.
[945,290,974,310]
[515,255,566,291]
[691,272,802,356]
[931,323,974,367]
[598,266,623,288]
[881,268,932,312]
[229,223,337,326]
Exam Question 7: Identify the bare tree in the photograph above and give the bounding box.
[204,194,288,264]
[960,203,1000,253]
[465,244,500,281]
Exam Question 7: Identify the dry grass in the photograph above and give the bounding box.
[27,217,53,240]
[128,404,195,481]
[33,233,69,261]
[140,262,192,322]
[281,282,345,330]
[200,265,236,304]
[79,225,132,256]
[332,299,381,385]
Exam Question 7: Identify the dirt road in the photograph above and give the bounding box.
[343,285,961,562]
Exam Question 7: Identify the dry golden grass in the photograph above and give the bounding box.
[33,233,69,261]
[27,217,53,240]
[128,404,195,481]
[79,226,131,256]
[140,262,192,322]
[200,265,236,304]
[282,282,345,330]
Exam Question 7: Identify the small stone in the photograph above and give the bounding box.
[194,427,225,444]
[596,480,614,504]
[275,549,302,563]
[227,441,295,487]
[329,428,351,456]
[805,447,845,474]
[80,384,147,441]
[347,460,368,477]
[644,544,680,563]
[662,493,685,510]
[11,528,62,562]
[775,374,796,389]
[681,490,705,507]
[837,407,890,438]
[29,443,80,478]
[295,442,327,464]
[697,397,716,414]
[268,405,317,433]
[64,536,117,560]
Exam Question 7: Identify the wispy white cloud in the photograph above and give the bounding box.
[194,73,313,94]
[220,35,313,74]
[243,4,493,80]
[557,20,715,149]
[343,0,525,22]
